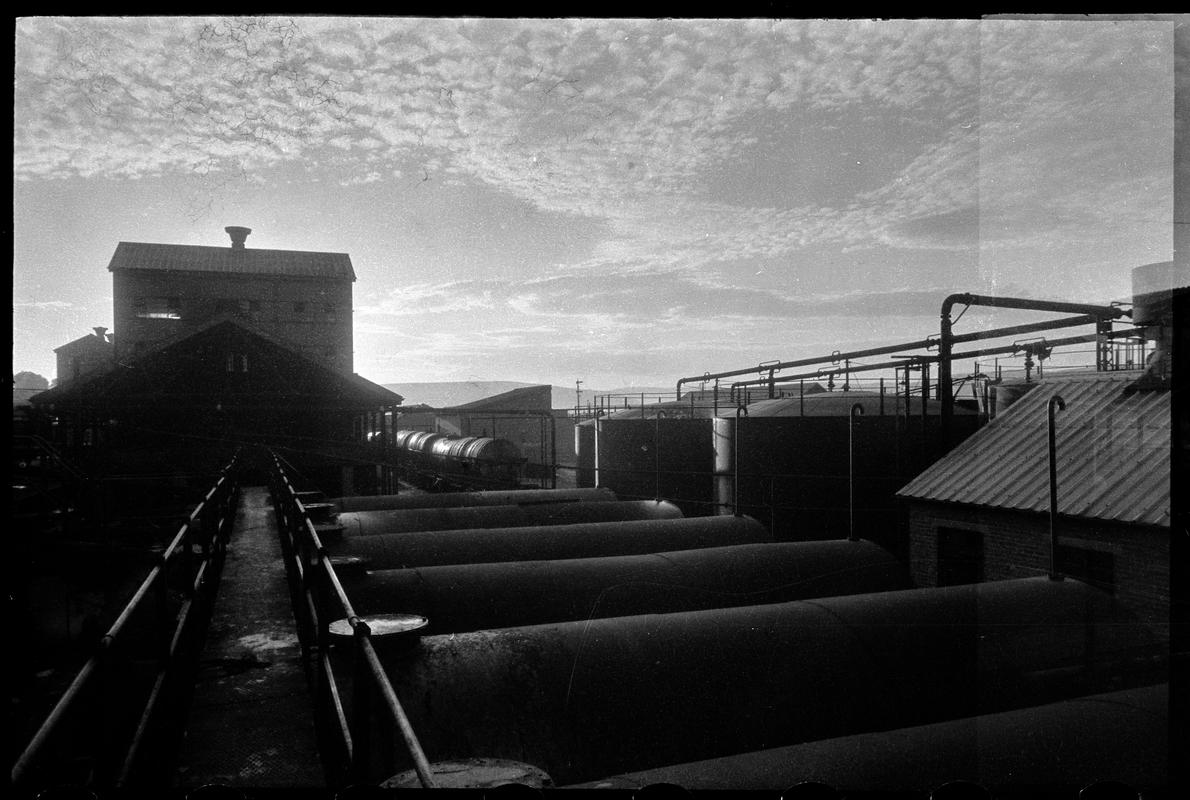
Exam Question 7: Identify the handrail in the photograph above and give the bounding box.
[11,453,240,791]
[268,455,438,788]
[13,433,90,481]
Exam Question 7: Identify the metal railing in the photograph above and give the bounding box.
[10,454,240,793]
[268,455,437,789]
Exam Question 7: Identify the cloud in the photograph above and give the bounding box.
[14,16,1173,379]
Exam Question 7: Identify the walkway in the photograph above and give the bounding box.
[174,486,324,789]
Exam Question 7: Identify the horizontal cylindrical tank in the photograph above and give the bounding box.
[338,499,683,536]
[567,683,1169,790]
[405,431,447,453]
[325,515,770,569]
[376,577,1160,785]
[331,487,618,513]
[347,540,910,633]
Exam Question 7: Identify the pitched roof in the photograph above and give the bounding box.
[54,332,113,354]
[447,384,553,412]
[32,315,401,408]
[896,373,1169,528]
[107,241,355,281]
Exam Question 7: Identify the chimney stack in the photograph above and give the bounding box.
[225,226,252,250]
[94,326,108,340]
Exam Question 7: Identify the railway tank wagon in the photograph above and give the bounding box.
[394,429,526,491]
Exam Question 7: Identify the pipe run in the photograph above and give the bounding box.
[938,294,1127,445]
[726,326,1147,398]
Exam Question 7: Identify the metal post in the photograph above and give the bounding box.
[1096,318,1112,371]
[940,302,955,437]
[733,404,748,517]
[350,621,373,782]
[849,403,864,542]
[1048,395,1067,580]
[902,365,911,421]
[654,410,666,500]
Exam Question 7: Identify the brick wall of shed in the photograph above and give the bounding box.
[908,502,1169,634]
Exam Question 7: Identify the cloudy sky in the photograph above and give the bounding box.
[13,17,1177,390]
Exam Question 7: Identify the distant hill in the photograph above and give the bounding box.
[383,381,673,410]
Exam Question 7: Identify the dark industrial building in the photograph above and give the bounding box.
[53,327,114,387]
[31,227,400,495]
[108,226,355,373]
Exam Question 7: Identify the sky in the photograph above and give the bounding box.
[12,16,1181,391]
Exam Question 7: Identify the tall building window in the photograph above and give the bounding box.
[133,297,182,320]
[225,353,249,373]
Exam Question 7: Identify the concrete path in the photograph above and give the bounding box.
[174,486,324,789]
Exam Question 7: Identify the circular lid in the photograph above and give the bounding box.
[381,758,552,789]
[328,613,428,640]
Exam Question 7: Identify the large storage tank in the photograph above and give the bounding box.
[345,539,910,633]
[568,683,1168,790]
[365,577,1160,785]
[337,499,683,536]
[330,487,617,513]
[325,514,771,569]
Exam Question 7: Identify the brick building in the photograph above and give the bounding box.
[108,226,354,372]
[897,372,1170,631]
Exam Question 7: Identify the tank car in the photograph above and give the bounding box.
[394,429,526,491]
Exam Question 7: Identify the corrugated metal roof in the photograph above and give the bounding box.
[897,373,1169,528]
[107,242,355,280]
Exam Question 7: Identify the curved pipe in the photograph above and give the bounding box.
[734,404,749,517]
[849,403,864,542]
